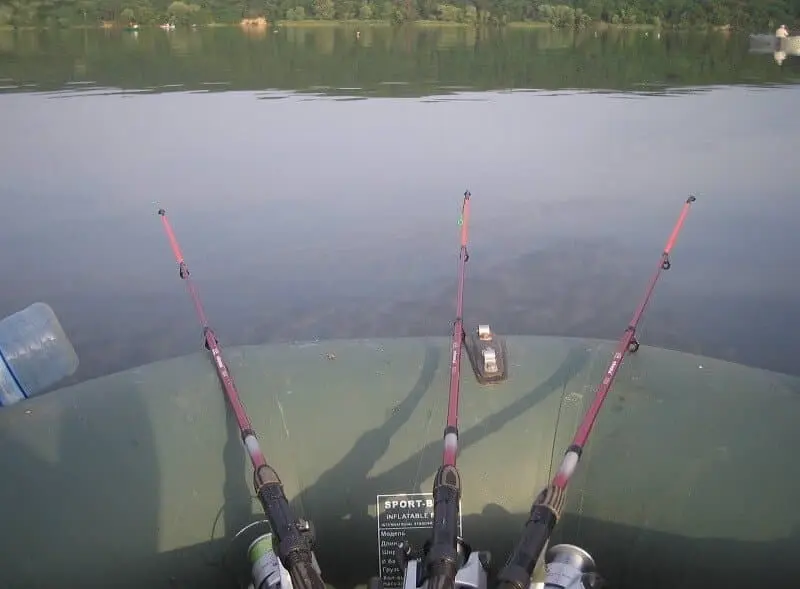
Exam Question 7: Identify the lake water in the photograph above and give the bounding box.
[1,25,799,385]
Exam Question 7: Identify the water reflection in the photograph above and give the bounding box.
[0,26,799,387]
[0,26,798,96]
[749,33,800,66]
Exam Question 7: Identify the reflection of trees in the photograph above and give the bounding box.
[286,24,310,47]
[0,27,795,98]
[315,25,335,55]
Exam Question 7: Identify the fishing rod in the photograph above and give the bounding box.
[156,209,324,589]
[495,195,697,589]
[404,191,473,589]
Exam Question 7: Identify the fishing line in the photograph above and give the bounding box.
[157,209,325,589]
[495,196,698,589]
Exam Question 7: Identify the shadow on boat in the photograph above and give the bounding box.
[207,337,800,589]
[294,343,590,588]
[0,340,587,588]
[274,338,800,589]
[146,508,800,589]
[0,373,161,587]
[1,337,799,589]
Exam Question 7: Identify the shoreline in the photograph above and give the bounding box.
[0,20,755,33]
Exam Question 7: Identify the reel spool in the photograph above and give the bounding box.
[542,544,604,589]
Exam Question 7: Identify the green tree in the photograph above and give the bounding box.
[313,0,334,17]
[378,0,392,18]
[335,0,357,18]
[0,5,13,24]
[1,0,798,28]
[463,4,477,22]
[168,1,191,18]
[358,1,372,18]
[584,0,602,20]
[438,3,463,21]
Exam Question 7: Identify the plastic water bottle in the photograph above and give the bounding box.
[0,302,79,407]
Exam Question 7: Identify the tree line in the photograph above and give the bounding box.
[1,0,798,30]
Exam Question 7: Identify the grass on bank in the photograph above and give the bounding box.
[278,19,389,27]
[505,21,564,29]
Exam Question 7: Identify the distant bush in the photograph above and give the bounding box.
[538,4,575,28]
[437,3,463,22]
[536,4,591,28]
[286,6,306,20]
[0,0,794,29]
[313,0,335,19]
[358,2,372,20]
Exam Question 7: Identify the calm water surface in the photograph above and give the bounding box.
[1,26,799,384]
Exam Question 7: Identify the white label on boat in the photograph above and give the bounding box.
[375,493,463,588]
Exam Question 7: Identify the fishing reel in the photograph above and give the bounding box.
[396,537,490,589]
[247,532,293,589]
[368,540,602,589]
[538,544,605,589]
[366,537,489,589]
[228,519,321,589]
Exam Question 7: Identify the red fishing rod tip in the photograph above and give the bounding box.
[158,208,166,216]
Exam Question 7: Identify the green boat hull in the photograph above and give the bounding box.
[0,336,797,588]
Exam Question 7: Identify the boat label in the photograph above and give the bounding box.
[376,493,463,588]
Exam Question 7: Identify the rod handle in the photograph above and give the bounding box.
[256,481,325,589]
[495,504,557,589]
[287,561,326,589]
